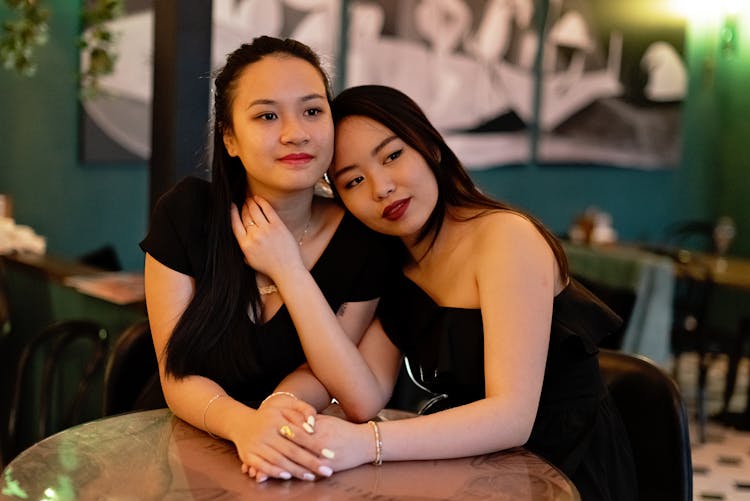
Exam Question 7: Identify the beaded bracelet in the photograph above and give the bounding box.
[260,391,299,407]
[203,393,227,439]
[368,420,383,465]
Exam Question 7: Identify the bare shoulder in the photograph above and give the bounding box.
[472,210,548,249]
[469,210,562,289]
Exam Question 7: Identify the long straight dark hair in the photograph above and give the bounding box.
[330,85,568,279]
[164,36,333,379]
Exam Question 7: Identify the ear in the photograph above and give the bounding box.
[223,130,238,157]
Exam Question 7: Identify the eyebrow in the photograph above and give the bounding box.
[246,93,327,110]
[333,135,398,180]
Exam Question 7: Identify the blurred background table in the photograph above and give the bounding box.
[563,242,675,365]
[0,408,580,500]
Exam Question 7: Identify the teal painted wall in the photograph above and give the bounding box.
[0,3,149,271]
[0,2,747,271]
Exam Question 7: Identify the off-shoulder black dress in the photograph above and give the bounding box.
[140,177,395,406]
[378,274,638,500]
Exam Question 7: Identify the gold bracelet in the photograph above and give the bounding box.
[368,420,383,466]
[261,391,298,406]
[203,393,227,439]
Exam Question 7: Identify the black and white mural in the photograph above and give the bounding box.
[79,0,341,163]
[80,0,685,170]
[535,0,686,168]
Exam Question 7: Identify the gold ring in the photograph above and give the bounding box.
[247,221,256,227]
[279,425,295,439]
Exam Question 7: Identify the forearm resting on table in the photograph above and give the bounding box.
[376,397,535,462]
[161,373,253,441]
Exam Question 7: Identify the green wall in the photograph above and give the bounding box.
[1,2,747,271]
[0,3,149,271]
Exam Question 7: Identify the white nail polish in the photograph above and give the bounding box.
[279,471,292,480]
[303,422,314,434]
[307,415,316,427]
[321,448,335,459]
[257,474,268,483]
[303,473,315,481]
[318,466,333,477]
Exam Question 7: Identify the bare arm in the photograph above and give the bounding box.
[289,214,557,468]
[233,197,401,420]
[144,253,333,481]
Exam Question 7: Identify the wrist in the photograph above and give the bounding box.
[260,391,298,408]
[367,421,383,465]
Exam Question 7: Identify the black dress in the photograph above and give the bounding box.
[140,177,395,406]
[378,274,639,501]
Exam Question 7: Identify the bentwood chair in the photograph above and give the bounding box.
[102,320,163,416]
[598,349,692,501]
[5,319,108,462]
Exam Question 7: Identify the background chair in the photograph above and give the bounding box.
[102,320,164,416]
[598,349,692,501]
[5,319,108,462]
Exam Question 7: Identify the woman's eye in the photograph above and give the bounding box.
[305,108,323,117]
[257,112,278,121]
[344,175,365,189]
[385,149,403,163]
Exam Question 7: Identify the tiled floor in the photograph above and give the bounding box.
[673,354,750,501]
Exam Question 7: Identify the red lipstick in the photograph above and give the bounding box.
[279,153,313,165]
[382,198,410,221]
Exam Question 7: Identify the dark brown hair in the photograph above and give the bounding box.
[330,85,568,278]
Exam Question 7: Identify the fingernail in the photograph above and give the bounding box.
[303,422,314,434]
[303,473,316,481]
[256,474,268,483]
[321,448,335,459]
[307,415,316,427]
[318,465,333,477]
[279,471,292,480]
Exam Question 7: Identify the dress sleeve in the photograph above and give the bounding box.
[139,177,210,277]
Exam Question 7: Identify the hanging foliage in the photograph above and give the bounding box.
[0,0,50,77]
[1,0,123,95]
[79,0,123,96]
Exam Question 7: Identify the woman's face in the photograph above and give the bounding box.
[223,55,333,197]
[330,115,438,241]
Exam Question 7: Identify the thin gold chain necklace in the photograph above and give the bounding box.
[258,215,312,296]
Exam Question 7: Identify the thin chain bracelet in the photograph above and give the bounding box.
[203,394,227,439]
[261,391,298,406]
[368,420,383,465]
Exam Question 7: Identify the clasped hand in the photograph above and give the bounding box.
[236,394,334,483]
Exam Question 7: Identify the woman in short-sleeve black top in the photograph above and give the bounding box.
[141,176,394,405]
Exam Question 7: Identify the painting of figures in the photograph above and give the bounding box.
[343,0,543,169]
[535,0,686,168]
[79,0,341,163]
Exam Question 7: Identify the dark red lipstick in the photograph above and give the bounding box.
[382,198,410,221]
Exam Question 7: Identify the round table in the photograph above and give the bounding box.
[1,408,580,500]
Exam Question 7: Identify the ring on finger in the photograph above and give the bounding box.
[279,424,295,439]
[247,221,256,227]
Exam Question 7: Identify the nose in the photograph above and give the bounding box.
[371,171,395,200]
[280,116,310,145]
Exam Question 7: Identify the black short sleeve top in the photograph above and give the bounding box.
[140,177,397,404]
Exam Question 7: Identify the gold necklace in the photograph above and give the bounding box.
[258,214,312,296]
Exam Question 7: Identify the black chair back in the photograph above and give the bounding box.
[102,320,163,416]
[599,349,692,501]
[5,319,108,461]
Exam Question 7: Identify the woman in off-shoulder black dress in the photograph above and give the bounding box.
[270,85,637,499]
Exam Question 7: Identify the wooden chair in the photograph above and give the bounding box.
[5,319,108,462]
[102,320,163,416]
